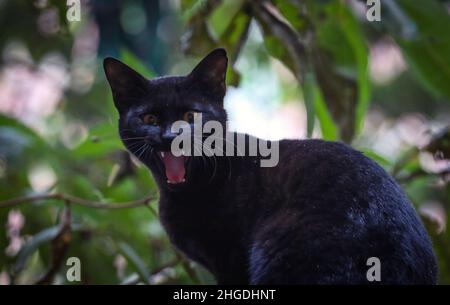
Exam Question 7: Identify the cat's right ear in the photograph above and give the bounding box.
[103,57,148,109]
[188,49,228,99]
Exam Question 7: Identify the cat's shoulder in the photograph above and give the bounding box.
[279,138,365,161]
[275,138,384,178]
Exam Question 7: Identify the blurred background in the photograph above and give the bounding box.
[0,0,449,284]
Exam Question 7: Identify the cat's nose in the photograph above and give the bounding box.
[160,131,180,151]
[161,133,177,142]
[161,129,180,142]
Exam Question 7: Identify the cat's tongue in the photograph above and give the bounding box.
[161,152,186,184]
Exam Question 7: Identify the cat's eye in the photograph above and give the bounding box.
[142,114,158,125]
[183,111,199,123]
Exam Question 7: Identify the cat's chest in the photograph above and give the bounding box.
[158,192,232,237]
[158,190,244,266]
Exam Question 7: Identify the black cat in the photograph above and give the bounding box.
[104,49,437,284]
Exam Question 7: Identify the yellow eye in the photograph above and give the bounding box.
[183,111,199,123]
[142,114,157,125]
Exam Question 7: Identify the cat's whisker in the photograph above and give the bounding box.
[127,141,146,151]
[141,145,151,162]
[137,144,150,160]
[192,135,232,180]
[201,145,218,184]
[139,146,150,161]
[133,143,147,159]
[122,136,147,141]
[211,144,232,181]
[193,144,207,171]
[197,134,245,156]
[193,144,211,175]
[120,128,140,133]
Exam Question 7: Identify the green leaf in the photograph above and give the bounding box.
[303,73,338,140]
[360,149,392,170]
[0,114,49,149]
[14,226,60,275]
[264,35,288,62]
[120,48,155,79]
[117,242,151,284]
[207,0,245,40]
[335,3,370,134]
[217,12,250,86]
[0,114,55,179]
[390,0,450,99]
[274,0,305,30]
[182,0,209,23]
[313,86,338,141]
[72,122,122,158]
[313,2,370,135]
[225,13,249,46]
[303,73,316,137]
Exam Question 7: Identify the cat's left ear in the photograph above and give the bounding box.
[103,57,149,105]
[189,48,228,98]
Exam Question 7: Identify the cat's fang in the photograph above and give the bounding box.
[167,178,186,184]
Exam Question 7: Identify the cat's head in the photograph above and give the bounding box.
[103,49,228,189]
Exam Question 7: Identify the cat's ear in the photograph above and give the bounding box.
[103,57,149,108]
[189,48,228,98]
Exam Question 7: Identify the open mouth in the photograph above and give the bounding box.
[157,151,189,185]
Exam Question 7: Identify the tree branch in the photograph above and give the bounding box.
[0,193,154,209]
[35,203,72,285]
[249,0,310,83]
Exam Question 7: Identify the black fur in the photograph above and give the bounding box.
[104,49,437,284]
